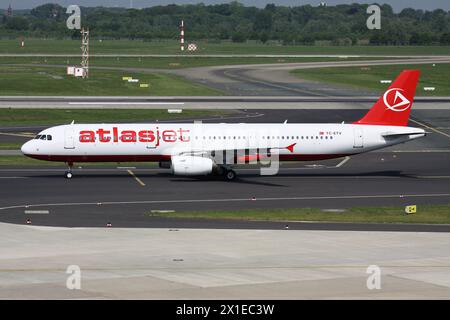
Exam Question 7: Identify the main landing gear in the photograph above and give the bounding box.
[217,165,237,181]
[65,162,74,179]
[224,169,236,181]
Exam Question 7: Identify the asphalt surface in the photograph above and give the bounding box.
[2,97,450,113]
[0,109,448,230]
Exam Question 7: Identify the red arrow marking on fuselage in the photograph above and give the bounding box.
[286,143,296,153]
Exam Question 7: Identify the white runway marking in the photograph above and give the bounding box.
[336,156,351,168]
[24,210,50,215]
[68,102,185,105]
[0,176,28,179]
[0,193,449,211]
[0,132,34,138]
[390,150,450,153]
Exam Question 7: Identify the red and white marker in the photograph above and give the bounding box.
[180,20,185,52]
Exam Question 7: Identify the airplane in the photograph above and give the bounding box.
[21,70,425,180]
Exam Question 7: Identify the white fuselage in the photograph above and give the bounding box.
[21,123,425,163]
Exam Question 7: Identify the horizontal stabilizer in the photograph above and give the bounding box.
[381,131,426,138]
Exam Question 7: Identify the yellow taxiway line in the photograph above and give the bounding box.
[127,170,146,187]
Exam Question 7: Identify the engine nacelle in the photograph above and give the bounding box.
[171,156,214,176]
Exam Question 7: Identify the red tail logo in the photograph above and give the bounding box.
[383,88,411,112]
[354,70,420,126]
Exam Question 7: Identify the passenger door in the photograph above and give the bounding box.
[64,126,75,149]
[353,128,363,148]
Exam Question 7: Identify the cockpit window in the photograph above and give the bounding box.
[34,134,52,141]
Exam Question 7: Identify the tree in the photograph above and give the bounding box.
[441,33,450,45]
[0,2,448,46]
[254,10,272,32]
[260,32,269,44]
[231,31,245,43]
[5,17,29,31]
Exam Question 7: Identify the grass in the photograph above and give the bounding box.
[0,143,22,150]
[0,65,222,96]
[291,63,450,96]
[0,108,231,127]
[0,39,449,55]
[146,205,450,224]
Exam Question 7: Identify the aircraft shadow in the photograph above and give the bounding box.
[27,170,416,182]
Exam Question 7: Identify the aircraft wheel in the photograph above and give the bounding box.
[224,170,236,181]
[65,171,73,179]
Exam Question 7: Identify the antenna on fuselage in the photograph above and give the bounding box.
[284,120,288,124]
[70,120,75,125]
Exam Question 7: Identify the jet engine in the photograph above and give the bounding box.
[171,156,214,176]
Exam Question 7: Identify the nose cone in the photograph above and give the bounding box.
[21,141,34,155]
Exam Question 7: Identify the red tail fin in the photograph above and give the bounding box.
[354,70,420,126]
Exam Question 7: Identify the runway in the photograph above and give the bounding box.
[1,96,450,110]
[0,108,448,230]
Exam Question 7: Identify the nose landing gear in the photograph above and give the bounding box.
[65,162,74,179]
